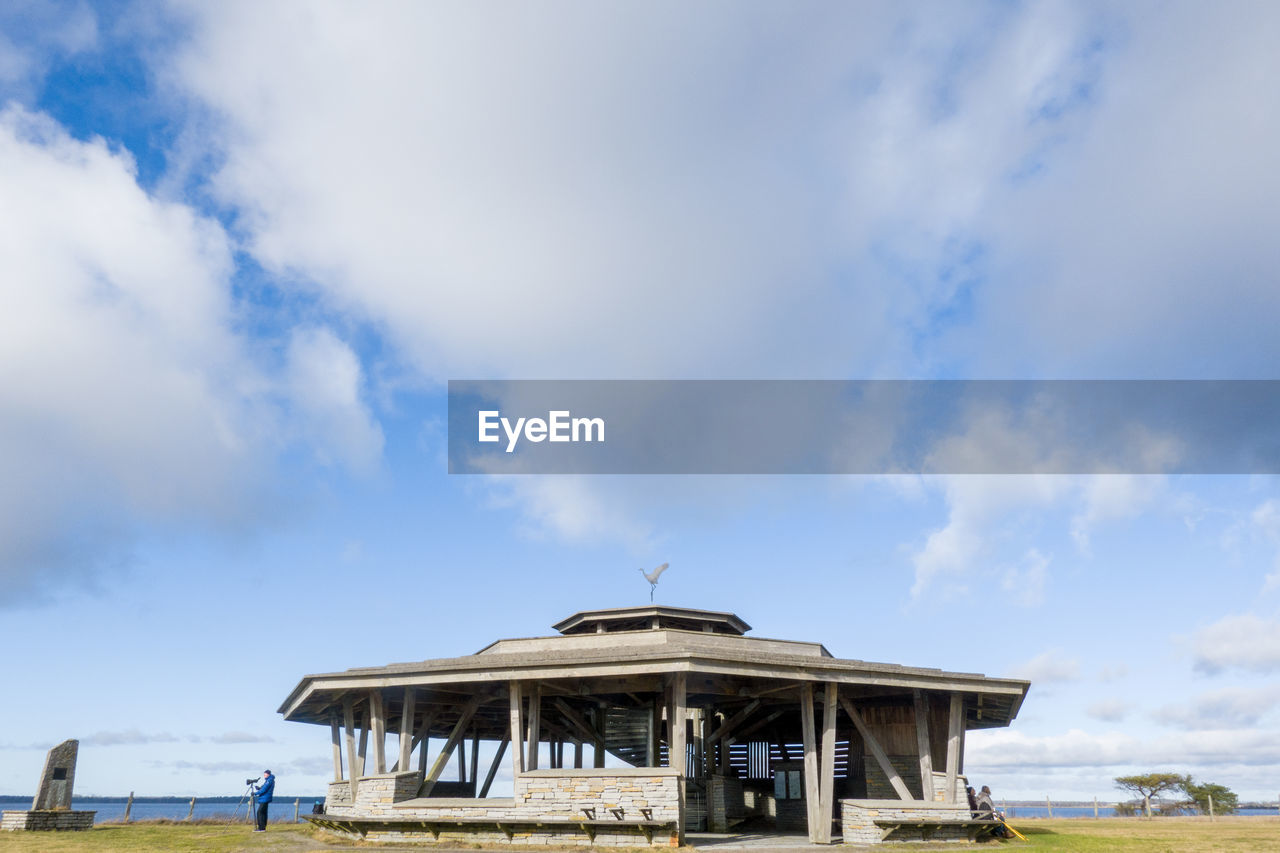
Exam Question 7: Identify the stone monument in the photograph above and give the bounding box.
[0,739,95,831]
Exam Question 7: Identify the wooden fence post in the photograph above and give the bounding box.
[1208,792,1214,821]
[1046,796,1053,818]
[294,798,300,822]
[123,791,134,824]
[186,796,196,821]
[1093,796,1098,818]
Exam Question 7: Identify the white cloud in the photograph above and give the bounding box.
[1008,650,1081,683]
[1191,613,1280,675]
[81,729,181,747]
[1153,685,1280,730]
[1070,476,1166,555]
[967,725,1280,770]
[0,105,380,603]
[909,475,1069,598]
[284,326,383,473]
[161,2,1280,551]
[1000,548,1050,607]
[1085,699,1130,723]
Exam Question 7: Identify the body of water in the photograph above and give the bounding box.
[0,798,323,823]
[1003,805,1279,819]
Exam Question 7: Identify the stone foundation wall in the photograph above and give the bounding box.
[321,768,681,845]
[1,810,95,831]
[840,799,974,845]
[706,775,745,831]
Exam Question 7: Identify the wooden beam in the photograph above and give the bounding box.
[914,690,935,801]
[330,714,343,783]
[733,708,786,743]
[707,699,761,744]
[526,682,542,770]
[818,683,837,844]
[420,697,482,797]
[945,692,963,803]
[479,737,510,798]
[799,684,822,843]
[398,688,416,773]
[509,681,524,780]
[370,691,387,775]
[838,696,913,801]
[470,734,480,786]
[551,698,598,744]
[343,698,359,800]
[457,735,466,781]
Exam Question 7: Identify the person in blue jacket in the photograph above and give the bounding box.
[254,769,275,831]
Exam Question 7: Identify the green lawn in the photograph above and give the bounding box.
[896,816,1280,852]
[0,816,1276,851]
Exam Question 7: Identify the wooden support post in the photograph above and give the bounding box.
[457,734,467,781]
[509,681,525,781]
[480,737,510,798]
[357,705,370,779]
[471,733,481,787]
[331,714,344,783]
[838,696,914,801]
[670,673,687,775]
[647,699,658,767]
[1093,796,1099,818]
[818,683,837,844]
[343,697,360,799]
[417,712,434,778]
[293,798,299,823]
[945,693,963,803]
[1046,795,1053,818]
[671,672,687,844]
[574,739,584,769]
[526,682,542,770]
[398,687,416,773]
[593,704,606,768]
[186,797,195,821]
[420,697,482,797]
[913,690,935,801]
[123,791,133,824]
[800,684,822,843]
[692,708,705,778]
[370,690,387,775]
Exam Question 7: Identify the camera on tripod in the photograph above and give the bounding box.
[245,778,258,787]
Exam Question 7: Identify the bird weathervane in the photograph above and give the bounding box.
[639,562,669,601]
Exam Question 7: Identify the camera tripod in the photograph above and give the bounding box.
[232,780,258,823]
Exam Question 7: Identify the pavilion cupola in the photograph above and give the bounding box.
[551,605,751,636]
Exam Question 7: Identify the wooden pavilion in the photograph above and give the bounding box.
[281,605,1029,845]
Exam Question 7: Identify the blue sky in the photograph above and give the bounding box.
[3,1,1280,803]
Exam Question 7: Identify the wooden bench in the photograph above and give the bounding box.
[305,813,678,844]
[873,818,1000,842]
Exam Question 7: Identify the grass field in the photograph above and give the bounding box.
[0,816,1276,851]
[888,816,1280,852]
